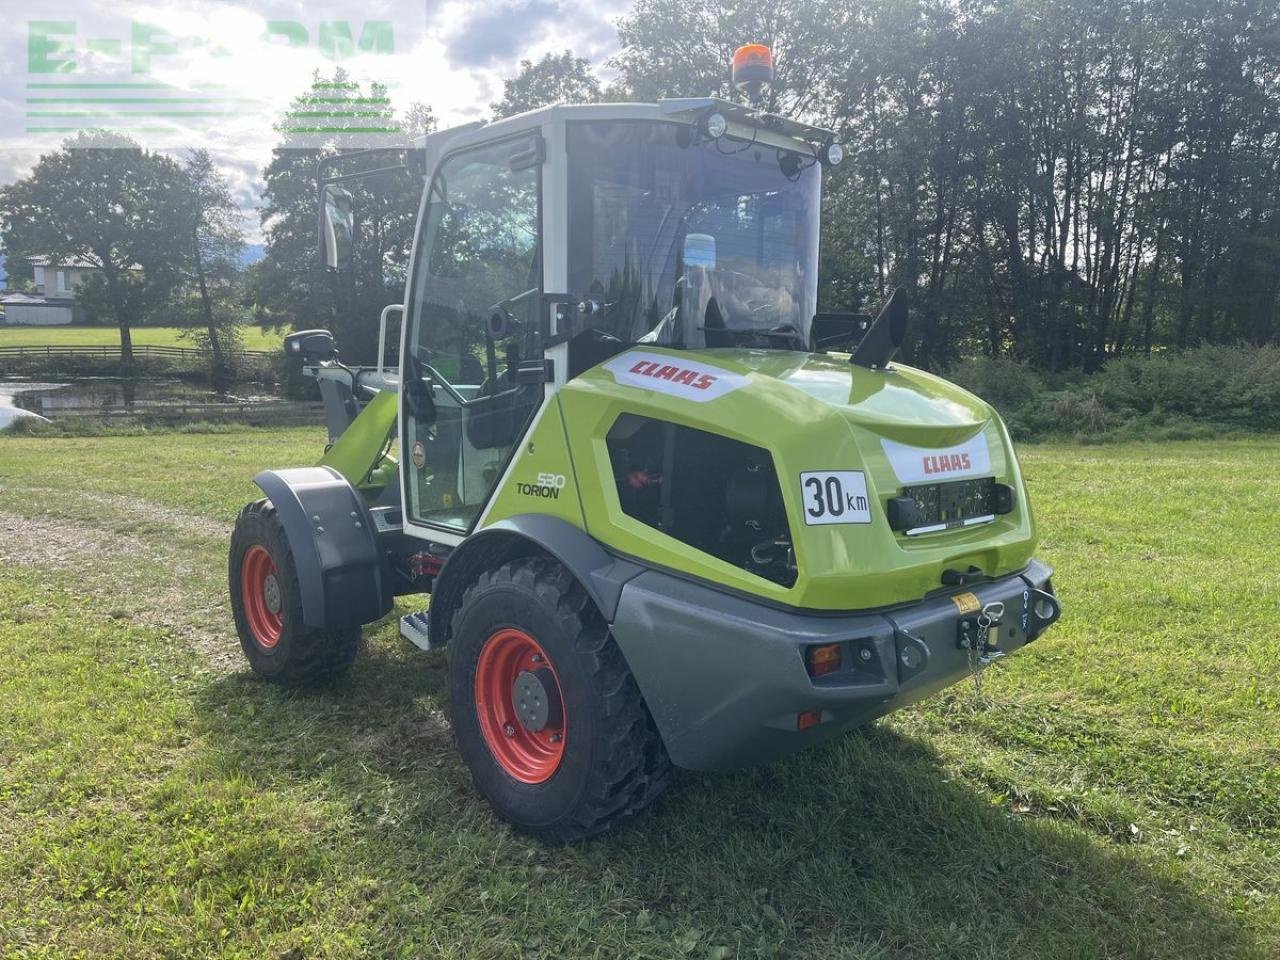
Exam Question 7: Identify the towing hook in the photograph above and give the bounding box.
[1027,588,1061,635]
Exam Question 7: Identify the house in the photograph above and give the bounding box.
[0,255,109,326]
[0,291,81,326]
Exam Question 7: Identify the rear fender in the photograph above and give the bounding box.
[254,466,393,629]
[427,515,643,647]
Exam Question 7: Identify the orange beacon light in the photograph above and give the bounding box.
[731,44,774,102]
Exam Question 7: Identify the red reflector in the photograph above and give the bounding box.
[797,709,824,731]
[806,643,842,677]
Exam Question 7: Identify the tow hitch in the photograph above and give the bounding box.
[957,601,1007,667]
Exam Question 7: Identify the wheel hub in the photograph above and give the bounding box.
[512,668,562,733]
[263,574,282,615]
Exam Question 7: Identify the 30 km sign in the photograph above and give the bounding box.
[799,471,873,525]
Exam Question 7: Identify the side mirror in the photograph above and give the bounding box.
[283,328,337,362]
[319,184,354,272]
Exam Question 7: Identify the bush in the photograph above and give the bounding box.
[943,344,1280,441]
[944,355,1045,413]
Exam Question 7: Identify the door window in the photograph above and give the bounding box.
[403,134,543,531]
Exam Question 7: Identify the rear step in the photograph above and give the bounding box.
[399,611,432,650]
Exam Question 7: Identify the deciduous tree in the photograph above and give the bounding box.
[0,133,187,372]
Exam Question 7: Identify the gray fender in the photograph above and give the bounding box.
[427,514,644,646]
[254,466,393,629]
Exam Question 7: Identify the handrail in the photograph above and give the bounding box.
[377,304,405,375]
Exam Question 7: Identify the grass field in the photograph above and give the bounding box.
[0,325,285,352]
[0,431,1277,959]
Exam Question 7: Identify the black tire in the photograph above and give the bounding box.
[448,557,671,842]
[229,499,360,685]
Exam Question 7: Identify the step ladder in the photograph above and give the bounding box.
[399,610,432,651]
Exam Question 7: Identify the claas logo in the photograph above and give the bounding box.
[627,359,718,391]
[921,453,972,475]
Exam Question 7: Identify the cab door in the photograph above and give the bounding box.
[401,132,545,535]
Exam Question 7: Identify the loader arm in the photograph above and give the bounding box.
[319,388,400,496]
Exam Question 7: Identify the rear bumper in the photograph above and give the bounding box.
[608,559,1059,771]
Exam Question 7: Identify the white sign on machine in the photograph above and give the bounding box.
[604,352,749,403]
[799,471,873,525]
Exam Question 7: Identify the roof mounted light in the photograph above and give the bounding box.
[732,44,774,104]
[820,141,844,167]
[702,111,728,140]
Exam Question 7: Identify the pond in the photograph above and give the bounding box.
[0,378,285,425]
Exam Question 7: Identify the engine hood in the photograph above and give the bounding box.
[703,349,992,446]
[557,346,1038,611]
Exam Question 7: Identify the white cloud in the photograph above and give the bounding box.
[0,0,629,241]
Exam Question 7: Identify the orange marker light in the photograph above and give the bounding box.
[806,643,843,678]
[797,709,824,731]
[732,44,774,98]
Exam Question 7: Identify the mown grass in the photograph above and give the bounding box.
[0,325,284,352]
[0,431,1277,959]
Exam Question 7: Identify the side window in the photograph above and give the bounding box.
[403,135,543,531]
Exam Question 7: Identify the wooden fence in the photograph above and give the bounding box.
[0,344,274,363]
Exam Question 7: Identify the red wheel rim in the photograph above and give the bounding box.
[474,628,567,783]
[241,545,284,649]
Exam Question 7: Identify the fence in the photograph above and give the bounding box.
[0,344,274,362]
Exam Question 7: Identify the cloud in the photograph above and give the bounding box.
[445,0,562,68]
[0,0,630,242]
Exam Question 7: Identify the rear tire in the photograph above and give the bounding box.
[229,499,360,684]
[448,557,671,842]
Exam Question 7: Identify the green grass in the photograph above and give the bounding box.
[0,432,1277,958]
[0,324,285,351]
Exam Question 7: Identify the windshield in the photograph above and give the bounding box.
[567,120,820,351]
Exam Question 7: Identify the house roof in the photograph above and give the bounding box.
[28,255,102,269]
[0,292,73,305]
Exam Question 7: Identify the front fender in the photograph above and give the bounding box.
[254,466,393,629]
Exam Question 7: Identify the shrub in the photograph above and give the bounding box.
[944,355,1044,415]
[942,345,1280,441]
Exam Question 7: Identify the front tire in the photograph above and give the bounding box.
[448,557,671,842]
[229,500,360,684]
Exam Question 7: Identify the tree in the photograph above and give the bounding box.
[402,102,438,140]
[177,150,246,391]
[491,51,602,119]
[0,133,187,372]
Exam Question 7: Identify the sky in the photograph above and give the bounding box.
[0,0,629,241]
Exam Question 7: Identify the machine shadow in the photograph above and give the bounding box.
[193,636,1250,958]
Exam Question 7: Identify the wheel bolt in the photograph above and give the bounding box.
[531,654,543,663]
[550,733,562,743]
[503,723,516,737]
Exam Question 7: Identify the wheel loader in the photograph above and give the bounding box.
[230,45,1062,841]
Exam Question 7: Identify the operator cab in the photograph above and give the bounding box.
[317,55,847,545]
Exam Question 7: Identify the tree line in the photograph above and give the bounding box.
[612,0,1280,369]
[271,0,1278,371]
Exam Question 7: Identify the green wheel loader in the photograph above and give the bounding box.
[229,48,1061,841]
